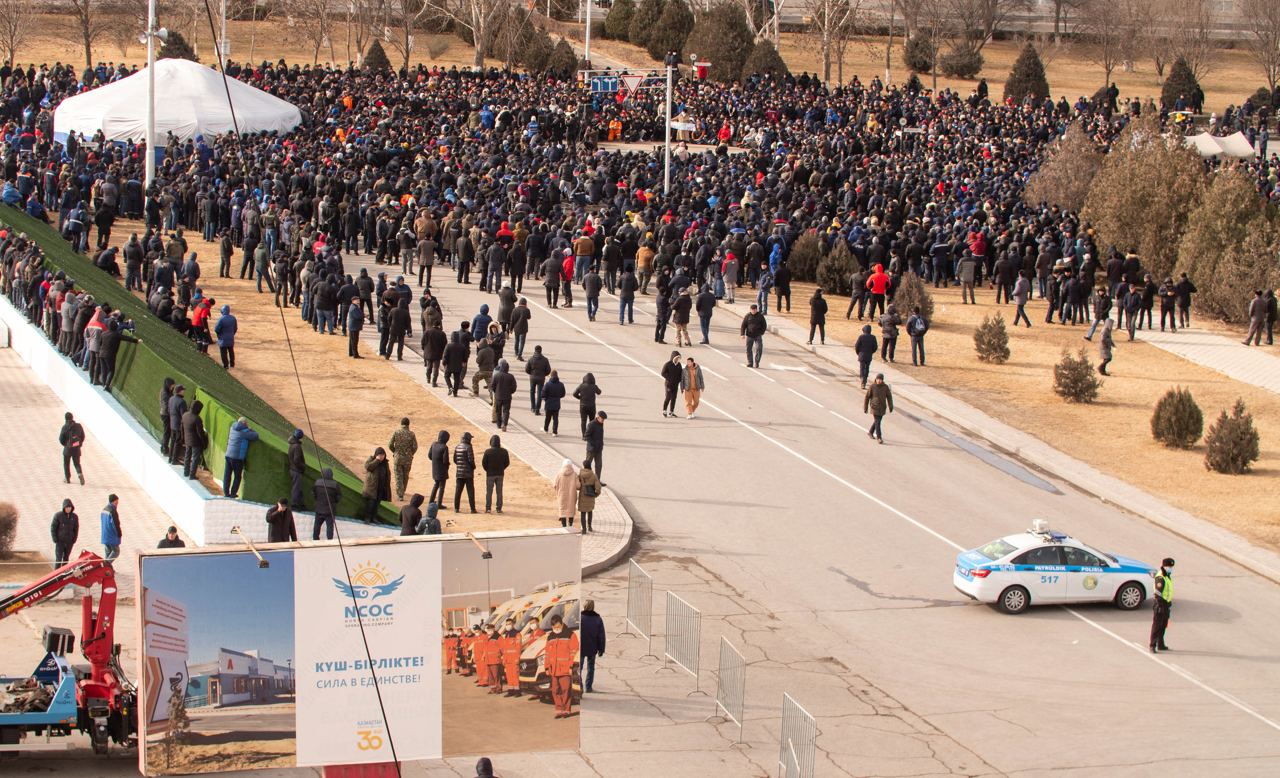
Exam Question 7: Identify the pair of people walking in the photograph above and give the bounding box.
[660,352,705,419]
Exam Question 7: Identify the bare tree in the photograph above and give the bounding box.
[943,0,1030,55]
[287,0,336,64]
[739,0,789,45]
[806,0,863,83]
[385,0,428,70]
[1241,0,1280,92]
[1155,0,1217,79]
[342,0,385,65]
[68,0,117,69]
[0,0,34,66]
[437,0,506,67]
[1047,0,1081,44]
[1075,0,1146,91]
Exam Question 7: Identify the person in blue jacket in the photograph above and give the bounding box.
[223,417,259,498]
[99,494,122,561]
[214,304,237,368]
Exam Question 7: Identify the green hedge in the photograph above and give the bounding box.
[0,206,394,523]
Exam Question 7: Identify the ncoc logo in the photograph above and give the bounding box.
[333,562,404,623]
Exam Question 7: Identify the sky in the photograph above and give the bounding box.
[142,550,295,667]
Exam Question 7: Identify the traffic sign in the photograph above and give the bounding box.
[620,73,645,95]
[589,75,619,94]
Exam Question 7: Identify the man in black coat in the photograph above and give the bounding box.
[167,385,188,465]
[481,435,511,514]
[313,467,341,540]
[266,499,298,543]
[490,360,517,431]
[579,599,606,693]
[524,345,551,414]
[453,431,477,513]
[442,332,469,397]
[584,411,606,482]
[618,268,638,324]
[287,429,306,509]
[398,494,425,536]
[695,284,716,344]
[181,400,208,479]
[427,430,451,509]
[660,350,682,418]
[51,498,79,567]
[422,321,447,386]
[386,298,412,360]
[853,325,878,389]
[58,412,86,485]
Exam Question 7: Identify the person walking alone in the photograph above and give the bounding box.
[681,356,705,419]
[1098,318,1116,375]
[579,599,606,692]
[807,289,828,345]
[906,306,929,366]
[1150,557,1174,652]
[59,411,86,485]
[740,304,766,368]
[525,345,551,414]
[1012,271,1032,327]
[388,418,419,502]
[1244,290,1267,346]
[51,499,79,567]
[854,325,877,389]
[584,412,606,481]
[863,373,894,444]
[572,373,601,438]
[543,371,566,436]
[99,494,121,561]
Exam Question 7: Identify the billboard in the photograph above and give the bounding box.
[138,530,579,775]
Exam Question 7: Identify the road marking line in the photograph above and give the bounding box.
[747,366,777,382]
[707,346,732,360]
[527,296,1280,735]
[702,366,726,380]
[830,410,868,432]
[787,387,823,409]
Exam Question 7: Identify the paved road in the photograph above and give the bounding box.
[187,708,297,735]
[355,257,1280,774]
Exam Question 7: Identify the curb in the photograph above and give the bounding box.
[733,299,1280,586]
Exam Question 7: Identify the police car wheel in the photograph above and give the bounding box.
[998,585,1030,614]
[1114,581,1146,610]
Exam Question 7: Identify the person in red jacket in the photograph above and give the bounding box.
[865,263,891,319]
[484,623,505,693]
[544,614,579,718]
[560,252,576,308]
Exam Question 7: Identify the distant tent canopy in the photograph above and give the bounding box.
[53,58,301,145]
[1184,131,1257,159]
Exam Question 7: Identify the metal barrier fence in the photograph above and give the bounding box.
[709,636,746,743]
[783,739,801,778]
[777,693,817,778]
[662,591,705,695]
[621,559,657,659]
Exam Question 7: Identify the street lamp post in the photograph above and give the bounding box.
[664,64,672,196]
[141,0,167,207]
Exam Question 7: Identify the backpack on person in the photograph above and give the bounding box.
[911,316,929,336]
[416,515,442,535]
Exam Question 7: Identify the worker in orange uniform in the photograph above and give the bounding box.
[607,118,622,141]
[544,614,579,719]
[485,623,505,694]
[460,626,477,677]
[443,628,460,674]
[499,617,523,698]
[473,626,490,687]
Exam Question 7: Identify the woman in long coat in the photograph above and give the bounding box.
[576,459,601,534]
[553,458,577,527]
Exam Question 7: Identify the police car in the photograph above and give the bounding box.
[954,520,1156,614]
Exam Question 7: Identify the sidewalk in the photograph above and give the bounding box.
[1140,326,1280,395]
[0,348,178,597]
[699,292,1280,585]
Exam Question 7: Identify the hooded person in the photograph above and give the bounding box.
[387,297,412,360]
[481,434,511,513]
[51,498,79,567]
[553,458,578,527]
[452,432,477,513]
[474,756,497,778]
[214,303,237,368]
[266,498,298,543]
[443,330,469,396]
[399,493,426,536]
[287,429,306,508]
[313,467,341,540]
[180,400,208,479]
[572,372,602,438]
[363,447,392,522]
[853,324,878,389]
[489,359,517,431]
[416,501,442,535]
[471,303,492,339]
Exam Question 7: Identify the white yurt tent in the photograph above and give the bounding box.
[1184,131,1258,159]
[53,58,302,144]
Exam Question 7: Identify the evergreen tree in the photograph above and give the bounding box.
[646,0,692,61]
[682,2,754,82]
[544,38,578,78]
[974,313,1010,364]
[903,35,934,74]
[817,241,856,295]
[1004,43,1049,104]
[1161,57,1200,111]
[628,0,665,50]
[1082,114,1207,279]
[363,40,391,71]
[742,38,789,80]
[605,0,636,40]
[1174,166,1278,323]
[1151,387,1204,449]
[158,30,198,61]
[1204,399,1260,474]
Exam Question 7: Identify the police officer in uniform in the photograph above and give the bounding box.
[1150,557,1174,653]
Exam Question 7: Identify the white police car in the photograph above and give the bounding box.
[954,520,1156,614]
